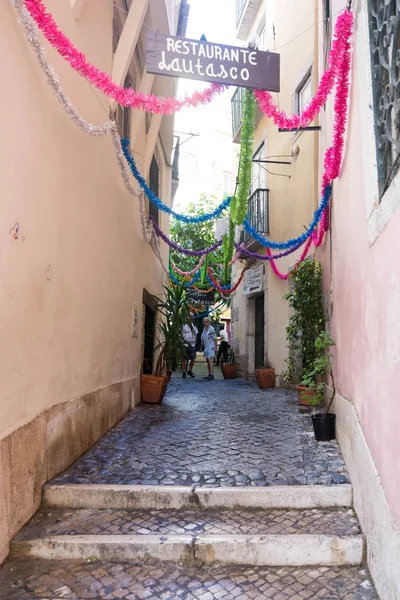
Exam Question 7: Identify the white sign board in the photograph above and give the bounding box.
[243,264,264,296]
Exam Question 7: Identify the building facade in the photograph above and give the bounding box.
[318,1,400,596]
[230,0,319,381]
[0,0,185,563]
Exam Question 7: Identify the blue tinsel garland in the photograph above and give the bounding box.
[169,270,200,287]
[121,138,232,224]
[206,274,230,291]
[243,185,332,250]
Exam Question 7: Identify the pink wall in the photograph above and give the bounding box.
[320,3,400,530]
[0,0,169,439]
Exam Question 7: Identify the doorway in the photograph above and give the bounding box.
[143,304,156,374]
[254,294,265,369]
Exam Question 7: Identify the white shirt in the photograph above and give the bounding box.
[219,329,229,343]
[182,323,198,346]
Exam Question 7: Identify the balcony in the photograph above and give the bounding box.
[236,0,263,40]
[239,188,269,252]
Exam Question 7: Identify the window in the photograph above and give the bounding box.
[368,0,400,199]
[296,71,312,114]
[149,156,160,225]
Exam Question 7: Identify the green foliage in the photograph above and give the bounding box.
[154,283,190,375]
[231,88,256,226]
[170,193,225,286]
[283,259,325,382]
[228,349,235,364]
[301,331,336,413]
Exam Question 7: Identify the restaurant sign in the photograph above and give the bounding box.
[146,33,280,91]
[186,287,215,306]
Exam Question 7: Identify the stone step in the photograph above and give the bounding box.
[12,533,364,567]
[14,507,361,539]
[43,483,353,510]
[0,559,378,599]
[12,507,364,567]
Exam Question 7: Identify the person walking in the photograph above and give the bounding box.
[201,317,217,380]
[181,312,198,379]
[216,325,229,366]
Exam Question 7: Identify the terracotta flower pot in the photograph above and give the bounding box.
[221,363,237,379]
[255,368,275,389]
[141,374,168,404]
[296,385,316,406]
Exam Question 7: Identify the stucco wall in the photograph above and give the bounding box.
[0,0,171,561]
[319,0,400,536]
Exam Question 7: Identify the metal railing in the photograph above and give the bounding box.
[243,188,269,242]
[231,87,244,141]
[236,0,247,25]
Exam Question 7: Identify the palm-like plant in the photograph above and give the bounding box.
[154,283,191,376]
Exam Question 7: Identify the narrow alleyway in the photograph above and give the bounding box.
[52,366,349,488]
[0,372,378,599]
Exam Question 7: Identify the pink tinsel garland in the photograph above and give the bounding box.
[267,237,313,281]
[254,10,353,130]
[24,0,224,114]
[171,256,205,277]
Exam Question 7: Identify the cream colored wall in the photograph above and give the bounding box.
[0,0,173,561]
[232,0,317,378]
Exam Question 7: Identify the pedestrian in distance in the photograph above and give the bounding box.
[181,312,198,379]
[216,325,229,366]
[201,317,217,380]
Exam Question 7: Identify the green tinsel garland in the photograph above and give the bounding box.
[223,218,235,283]
[230,88,256,226]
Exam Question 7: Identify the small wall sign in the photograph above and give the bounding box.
[243,264,264,296]
[146,33,280,91]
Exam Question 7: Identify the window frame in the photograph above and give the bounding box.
[295,70,312,115]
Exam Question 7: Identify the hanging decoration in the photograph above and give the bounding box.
[267,237,313,281]
[151,217,223,256]
[24,0,224,114]
[234,240,304,261]
[171,256,205,277]
[121,139,232,223]
[254,9,353,130]
[169,271,200,287]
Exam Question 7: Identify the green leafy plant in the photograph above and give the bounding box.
[283,259,325,383]
[154,283,190,376]
[228,349,235,364]
[301,331,336,414]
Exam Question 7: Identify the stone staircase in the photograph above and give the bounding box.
[1,483,378,599]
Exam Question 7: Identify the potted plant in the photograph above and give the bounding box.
[283,259,325,403]
[255,361,275,389]
[141,283,190,404]
[300,331,336,440]
[221,349,237,379]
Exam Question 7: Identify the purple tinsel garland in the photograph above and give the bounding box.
[234,241,304,260]
[151,217,222,256]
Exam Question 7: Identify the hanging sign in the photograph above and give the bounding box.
[186,287,215,306]
[243,264,264,296]
[146,33,280,91]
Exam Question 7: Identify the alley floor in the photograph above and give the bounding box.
[0,369,379,600]
[53,366,349,488]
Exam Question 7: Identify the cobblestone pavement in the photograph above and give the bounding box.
[53,376,349,487]
[0,560,378,600]
[16,507,360,540]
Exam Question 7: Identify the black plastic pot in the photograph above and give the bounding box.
[312,413,336,441]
